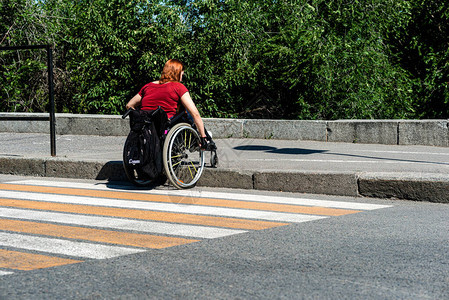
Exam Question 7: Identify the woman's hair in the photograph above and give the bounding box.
[159,59,184,84]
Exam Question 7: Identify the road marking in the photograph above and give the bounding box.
[0,232,146,259]
[0,219,199,249]
[0,184,360,217]
[0,249,82,271]
[0,198,287,230]
[7,180,391,210]
[357,150,449,156]
[0,179,393,276]
[0,192,328,223]
[245,158,449,166]
[0,270,14,276]
[0,207,247,239]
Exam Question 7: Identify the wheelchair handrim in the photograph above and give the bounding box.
[167,125,204,188]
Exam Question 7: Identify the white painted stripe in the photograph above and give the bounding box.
[6,180,391,210]
[0,232,145,259]
[0,270,13,276]
[358,150,449,156]
[0,207,245,239]
[0,190,326,223]
[246,158,449,166]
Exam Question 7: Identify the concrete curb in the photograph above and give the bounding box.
[358,172,449,203]
[1,156,447,203]
[1,113,448,147]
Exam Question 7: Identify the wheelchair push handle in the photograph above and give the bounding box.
[122,108,133,119]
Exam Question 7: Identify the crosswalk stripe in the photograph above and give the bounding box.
[0,249,82,271]
[0,184,360,216]
[0,198,286,230]
[0,219,199,249]
[0,232,146,259]
[7,180,392,210]
[0,270,14,276]
[0,193,327,223]
[0,207,245,239]
[0,179,393,276]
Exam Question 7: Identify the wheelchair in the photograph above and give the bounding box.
[122,107,218,189]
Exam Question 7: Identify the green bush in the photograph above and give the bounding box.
[1,0,448,119]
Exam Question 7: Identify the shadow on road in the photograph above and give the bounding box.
[233,145,328,155]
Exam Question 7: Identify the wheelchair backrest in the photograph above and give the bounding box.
[129,108,168,138]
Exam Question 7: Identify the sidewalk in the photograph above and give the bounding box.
[0,132,448,202]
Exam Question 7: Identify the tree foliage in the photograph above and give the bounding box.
[1,0,448,119]
[0,0,49,112]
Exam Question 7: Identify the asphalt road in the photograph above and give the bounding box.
[0,175,448,299]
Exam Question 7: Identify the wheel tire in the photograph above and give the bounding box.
[210,150,219,168]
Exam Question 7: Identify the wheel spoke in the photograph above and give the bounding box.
[188,162,197,179]
[188,132,192,149]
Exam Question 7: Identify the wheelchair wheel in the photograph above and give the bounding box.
[163,123,205,189]
[123,134,154,187]
[210,150,219,168]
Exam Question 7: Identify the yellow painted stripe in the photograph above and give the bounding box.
[0,249,82,271]
[0,184,360,216]
[0,198,287,230]
[0,219,199,249]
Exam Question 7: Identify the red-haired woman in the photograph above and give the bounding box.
[126,59,209,147]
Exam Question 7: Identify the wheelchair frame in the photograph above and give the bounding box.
[122,108,217,189]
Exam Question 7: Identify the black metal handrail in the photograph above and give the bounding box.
[0,45,56,156]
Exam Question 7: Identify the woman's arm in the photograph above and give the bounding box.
[126,94,142,110]
[180,92,206,138]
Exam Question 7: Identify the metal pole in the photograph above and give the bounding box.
[0,45,57,157]
[47,45,56,156]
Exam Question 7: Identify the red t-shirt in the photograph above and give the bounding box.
[138,81,188,118]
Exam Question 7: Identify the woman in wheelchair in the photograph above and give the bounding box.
[126,59,211,148]
[123,59,216,189]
